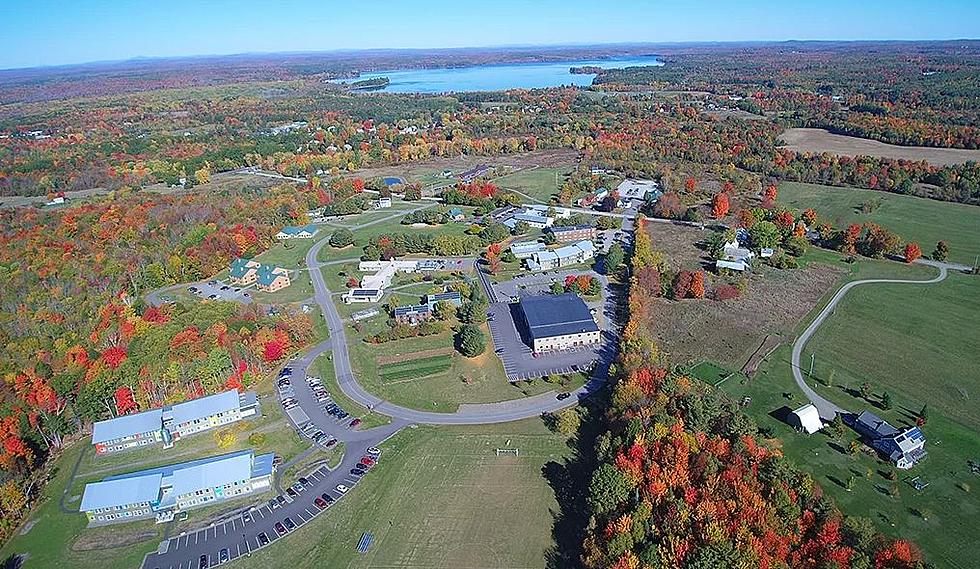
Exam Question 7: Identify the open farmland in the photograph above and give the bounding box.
[779,128,980,166]
[722,270,980,569]
[779,181,980,265]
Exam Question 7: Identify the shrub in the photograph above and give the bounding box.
[711,284,740,301]
[248,433,267,446]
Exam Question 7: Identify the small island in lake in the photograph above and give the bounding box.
[569,65,603,74]
[349,76,391,91]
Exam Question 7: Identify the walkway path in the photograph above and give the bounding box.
[790,259,955,420]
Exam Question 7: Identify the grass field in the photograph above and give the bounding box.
[378,354,453,383]
[493,167,568,203]
[228,419,571,569]
[779,181,980,265]
[721,269,980,569]
[778,128,980,166]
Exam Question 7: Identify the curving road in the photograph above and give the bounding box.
[790,259,955,420]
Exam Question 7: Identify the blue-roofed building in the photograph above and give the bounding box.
[91,390,258,455]
[510,241,546,259]
[518,293,600,353]
[850,410,928,470]
[424,291,463,309]
[275,224,319,240]
[504,213,553,229]
[80,450,275,525]
[229,257,261,285]
[447,207,466,222]
[92,409,165,454]
[255,264,290,292]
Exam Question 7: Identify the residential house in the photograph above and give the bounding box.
[447,207,466,222]
[229,258,261,286]
[255,265,290,292]
[850,410,928,469]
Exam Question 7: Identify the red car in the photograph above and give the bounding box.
[348,418,362,429]
[359,456,375,467]
[275,522,287,536]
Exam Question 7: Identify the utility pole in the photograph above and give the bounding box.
[808,353,815,378]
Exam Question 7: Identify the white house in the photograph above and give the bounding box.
[616,179,660,202]
[343,289,383,304]
[275,224,319,240]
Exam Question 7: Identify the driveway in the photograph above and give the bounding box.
[789,259,953,421]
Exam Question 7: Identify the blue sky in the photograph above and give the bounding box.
[1,0,978,69]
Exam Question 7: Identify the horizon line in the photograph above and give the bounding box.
[2,37,979,73]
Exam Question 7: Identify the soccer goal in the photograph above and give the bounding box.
[495,448,519,457]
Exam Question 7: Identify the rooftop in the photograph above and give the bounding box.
[520,293,599,340]
[550,224,594,233]
[92,408,164,444]
[169,390,242,426]
[80,473,163,511]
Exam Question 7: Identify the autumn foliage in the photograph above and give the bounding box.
[711,192,730,218]
[904,242,922,263]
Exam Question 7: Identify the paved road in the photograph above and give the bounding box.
[790,259,954,421]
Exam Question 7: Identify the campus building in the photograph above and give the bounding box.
[80,450,275,525]
[510,241,547,259]
[393,304,432,325]
[92,390,259,455]
[275,224,319,240]
[229,258,290,290]
[549,224,597,243]
[518,293,601,353]
[343,288,384,304]
[525,240,596,271]
[424,291,463,309]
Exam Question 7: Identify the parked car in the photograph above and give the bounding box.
[314,497,328,510]
[336,484,349,494]
[350,468,365,477]
[199,554,209,568]
[320,492,334,505]
[349,418,362,428]
[556,392,571,400]
[275,522,287,536]
[276,495,287,506]
[367,447,381,456]
[257,532,269,546]
[242,510,252,523]
[218,548,229,564]
[286,487,297,498]
[360,456,376,466]
[283,517,296,531]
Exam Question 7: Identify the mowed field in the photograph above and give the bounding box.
[779,181,980,266]
[493,166,568,203]
[778,128,980,166]
[721,268,980,569]
[804,271,980,430]
[229,420,571,569]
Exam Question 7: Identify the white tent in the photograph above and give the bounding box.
[788,403,823,434]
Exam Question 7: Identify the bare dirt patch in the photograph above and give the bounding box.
[778,128,980,166]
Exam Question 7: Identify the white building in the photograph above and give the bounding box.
[788,404,823,434]
[510,241,547,259]
[519,294,601,353]
[275,224,319,240]
[343,289,384,304]
[616,179,660,202]
[526,240,595,271]
[525,204,572,219]
[375,197,392,209]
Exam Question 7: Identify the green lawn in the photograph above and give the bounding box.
[253,238,318,271]
[779,181,980,265]
[228,419,571,569]
[720,270,980,569]
[494,167,568,203]
[378,355,453,383]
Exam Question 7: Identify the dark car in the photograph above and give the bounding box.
[298,476,310,486]
[350,467,365,477]
[199,554,209,569]
[314,497,328,510]
[320,492,334,505]
[556,392,572,400]
[220,285,230,290]
[275,522,287,536]
[283,517,296,530]
[286,487,297,498]
[218,548,229,563]
[348,418,362,428]
[257,532,270,546]
[325,438,338,448]
[276,495,287,506]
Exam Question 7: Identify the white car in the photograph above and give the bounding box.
[336,484,349,494]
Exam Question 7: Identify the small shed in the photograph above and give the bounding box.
[788,403,823,434]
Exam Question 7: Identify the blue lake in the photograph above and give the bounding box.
[338,56,663,93]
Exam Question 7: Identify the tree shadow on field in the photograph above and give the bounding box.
[541,394,606,569]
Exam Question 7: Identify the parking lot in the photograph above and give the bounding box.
[186,280,252,304]
[277,366,359,450]
[143,445,381,569]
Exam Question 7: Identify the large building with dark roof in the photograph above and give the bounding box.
[518,293,600,353]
